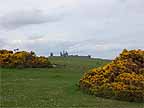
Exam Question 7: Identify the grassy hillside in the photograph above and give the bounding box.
[0,57,143,107]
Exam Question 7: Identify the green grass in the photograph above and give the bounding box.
[0,57,143,108]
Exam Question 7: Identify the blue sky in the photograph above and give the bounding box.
[0,0,144,59]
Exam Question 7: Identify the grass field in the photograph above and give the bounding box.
[0,57,143,108]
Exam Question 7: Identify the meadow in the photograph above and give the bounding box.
[0,57,143,108]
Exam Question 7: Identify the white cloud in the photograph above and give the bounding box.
[0,0,144,59]
[0,9,66,29]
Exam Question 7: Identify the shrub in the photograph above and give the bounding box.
[79,49,144,102]
[0,49,52,68]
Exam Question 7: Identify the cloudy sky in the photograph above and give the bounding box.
[0,0,144,59]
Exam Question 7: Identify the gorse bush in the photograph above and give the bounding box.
[0,49,52,68]
[79,49,144,102]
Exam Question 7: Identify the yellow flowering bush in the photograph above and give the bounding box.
[79,49,144,102]
[0,49,52,68]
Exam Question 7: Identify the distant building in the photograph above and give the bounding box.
[50,52,54,56]
[50,50,91,59]
[50,55,91,59]
[66,55,91,59]
[60,50,68,57]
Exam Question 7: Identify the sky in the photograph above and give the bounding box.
[0,0,144,59]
